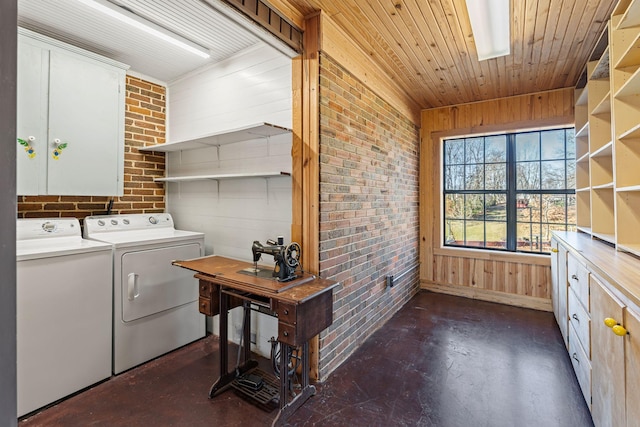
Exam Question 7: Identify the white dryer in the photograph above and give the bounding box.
[83,213,205,374]
[16,218,112,417]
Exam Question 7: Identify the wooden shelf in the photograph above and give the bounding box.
[618,0,640,29]
[591,91,612,114]
[154,171,291,182]
[618,121,640,139]
[141,123,291,153]
[615,137,640,188]
[592,232,616,244]
[617,184,640,192]
[577,226,592,235]
[616,190,640,251]
[576,152,590,163]
[576,122,589,138]
[614,65,640,97]
[590,141,613,158]
[592,182,614,190]
[576,86,589,105]
[617,243,640,257]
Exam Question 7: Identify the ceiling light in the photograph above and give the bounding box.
[76,0,211,59]
[465,0,510,61]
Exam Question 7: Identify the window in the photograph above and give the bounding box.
[443,128,576,254]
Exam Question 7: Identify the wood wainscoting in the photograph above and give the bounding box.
[420,88,575,311]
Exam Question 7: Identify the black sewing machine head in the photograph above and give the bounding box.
[252,237,301,282]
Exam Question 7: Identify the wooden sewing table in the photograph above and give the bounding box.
[173,255,337,426]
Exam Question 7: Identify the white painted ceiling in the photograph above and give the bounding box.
[17,0,272,83]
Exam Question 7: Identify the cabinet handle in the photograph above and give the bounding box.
[571,274,578,281]
[572,313,580,323]
[572,353,580,364]
[551,248,559,253]
[283,331,289,337]
[283,309,289,315]
[604,318,629,337]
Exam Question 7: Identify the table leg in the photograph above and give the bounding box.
[271,341,316,426]
[209,286,229,398]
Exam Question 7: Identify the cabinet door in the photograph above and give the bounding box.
[16,40,48,195]
[47,50,123,196]
[626,307,640,427]
[591,275,626,427]
[556,242,569,348]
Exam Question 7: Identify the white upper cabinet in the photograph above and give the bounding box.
[17,28,128,196]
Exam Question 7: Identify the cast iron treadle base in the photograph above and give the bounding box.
[231,368,279,411]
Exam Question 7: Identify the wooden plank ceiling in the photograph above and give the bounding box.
[272,0,617,109]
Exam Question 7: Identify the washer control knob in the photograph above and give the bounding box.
[97,220,105,226]
[123,219,130,225]
[149,216,158,224]
[42,222,56,233]
[111,219,118,225]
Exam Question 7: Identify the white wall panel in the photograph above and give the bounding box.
[168,43,292,142]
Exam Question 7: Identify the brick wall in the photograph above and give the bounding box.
[17,75,166,221]
[317,53,421,379]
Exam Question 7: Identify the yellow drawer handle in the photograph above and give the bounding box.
[612,325,628,337]
[604,318,629,336]
[551,248,559,253]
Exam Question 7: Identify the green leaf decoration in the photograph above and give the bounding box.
[17,138,28,147]
[57,143,68,150]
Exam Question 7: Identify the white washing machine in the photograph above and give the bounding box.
[16,218,112,417]
[83,213,205,374]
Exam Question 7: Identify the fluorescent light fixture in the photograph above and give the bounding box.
[465,0,510,61]
[76,0,211,59]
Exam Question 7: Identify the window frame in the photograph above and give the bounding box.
[441,127,576,255]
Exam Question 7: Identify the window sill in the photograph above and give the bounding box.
[433,246,551,266]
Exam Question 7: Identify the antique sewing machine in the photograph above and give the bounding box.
[251,237,301,282]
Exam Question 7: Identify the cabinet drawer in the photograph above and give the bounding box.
[278,322,296,346]
[277,302,297,325]
[199,297,214,316]
[199,280,213,297]
[568,253,590,310]
[568,287,591,358]
[569,323,592,409]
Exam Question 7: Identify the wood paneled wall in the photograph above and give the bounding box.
[420,88,575,311]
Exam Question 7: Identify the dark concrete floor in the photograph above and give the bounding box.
[19,291,593,427]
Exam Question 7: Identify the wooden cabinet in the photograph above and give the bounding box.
[17,28,127,196]
[552,231,640,427]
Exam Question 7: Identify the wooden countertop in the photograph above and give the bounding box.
[553,231,640,308]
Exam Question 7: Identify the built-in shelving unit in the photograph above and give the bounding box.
[141,123,292,183]
[575,0,640,256]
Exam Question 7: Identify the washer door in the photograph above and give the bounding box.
[121,243,200,322]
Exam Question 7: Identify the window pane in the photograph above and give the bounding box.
[516,162,541,190]
[566,129,576,159]
[486,222,507,249]
[541,130,566,160]
[516,132,540,161]
[567,161,576,189]
[541,160,565,189]
[465,194,484,219]
[485,163,506,190]
[567,195,576,227]
[542,194,567,224]
[445,194,464,219]
[445,139,465,165]
[517,194,541,222]
[486,193,507,220]
[485,135,507,163]
[465,221,484,246]
[517,223,542,252]
[465,164,484,190]
[445,165,464,190]
[445,220,464,245]
[465,137,484,163]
